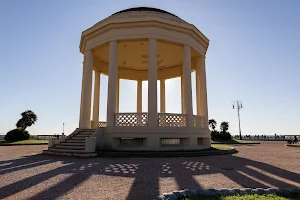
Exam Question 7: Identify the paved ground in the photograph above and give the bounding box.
[0,142,299,200]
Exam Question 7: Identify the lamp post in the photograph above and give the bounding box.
[62,123,65,135]
[232,100,243,140]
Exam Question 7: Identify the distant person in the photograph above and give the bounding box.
[287,136,299,144]
[294,136,299,143]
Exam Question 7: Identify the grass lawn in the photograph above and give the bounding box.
[286,144,300,147]
[184,193,300,200]
[0,139,48,145]
[212,139,255,144]
[234,140,254,143]
[211,144,232,151]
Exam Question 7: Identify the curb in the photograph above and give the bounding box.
[97,148,237,157]
[285,144,300,148]
[153,188,300,200]
[211,142,260,145]
[0,143,48,146]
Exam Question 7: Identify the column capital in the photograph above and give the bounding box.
[199,54,206,59]
[148,38,157,41]
[110,40,118,44]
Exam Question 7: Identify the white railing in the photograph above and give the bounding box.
[193,115,205,128]
[115,113,148,126]
[98,121,107,127]
[111,113,206,128]
[158,113,187,127]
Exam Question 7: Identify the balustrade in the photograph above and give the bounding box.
[98,113,206,128]
[158,113,187,127]
[115,113,148,126]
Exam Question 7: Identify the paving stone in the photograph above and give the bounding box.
[256,188,266,195]
[268,188,278,194]
[292,188,300,193]
[173,190,187,199]
[207,188,218,196]
[185,190,197,197]
[196,189,205,196]
[239,189,247,195]
[202,189,212,196]
[244,188,253,194]
[278,188,290,194]
[232,189,241,195]
[219,189,231,196]
[162,193,177,200]
[263,188,272,194]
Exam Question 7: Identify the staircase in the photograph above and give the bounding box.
[43,129,98,157]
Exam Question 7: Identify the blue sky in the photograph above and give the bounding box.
[0,0,299,136]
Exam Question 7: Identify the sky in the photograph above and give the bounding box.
[0,0,299,136]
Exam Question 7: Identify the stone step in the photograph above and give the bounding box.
[70,136,87,141]
[69,137,87,140]
[60,142,85,146]
[48,148,88,153]
[55,145,85,150]
[74,135,92,138]
[65,139,85,143]
[77,131,95,135]
[43,150,97,157]
[80,129,96,132]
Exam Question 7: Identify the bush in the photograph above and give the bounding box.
[220,132,232,140]
[4,129,30,142]
[211,131,232,141]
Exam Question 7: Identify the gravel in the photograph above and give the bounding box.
[0,141,299,200]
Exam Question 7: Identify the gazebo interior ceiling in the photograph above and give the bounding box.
[94,40,198,71]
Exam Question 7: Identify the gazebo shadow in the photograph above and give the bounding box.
[0,153,299,200]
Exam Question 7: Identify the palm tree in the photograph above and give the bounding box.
[220,121,229,133]
[16,110,38,130]
[208,119,217,131]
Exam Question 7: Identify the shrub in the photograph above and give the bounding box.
[4,129,30,142]
[220,132,232,140]
[211,130,220,140]
[211,130,232,141]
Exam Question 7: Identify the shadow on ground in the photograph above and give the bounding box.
[0,149,299,200]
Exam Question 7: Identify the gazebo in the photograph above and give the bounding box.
[46,7,211,156]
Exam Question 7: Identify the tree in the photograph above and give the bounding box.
[16,110,37,130]
[5,110,37,142]
[208,119,217,131]
[5,129,30,142]
[220,121,229,133]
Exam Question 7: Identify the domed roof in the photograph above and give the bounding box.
[112,7,180,19]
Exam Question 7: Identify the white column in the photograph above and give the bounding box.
[137,80,143,112]
[92,70,100,129]
[116,78,120,112]
[79,62,84,126]
[197,55,209,127]
[183,45,194,127]
[148,38,158,127]
[79,50,93,128]
[160,79,166,113]
[181,76,185,114]
[106,40,118,127]
[196,59,201,116]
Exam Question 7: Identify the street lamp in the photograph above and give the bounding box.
[232,100,243,140]
[62,123,65,136]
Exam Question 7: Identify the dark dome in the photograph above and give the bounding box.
[112,7,180,19]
